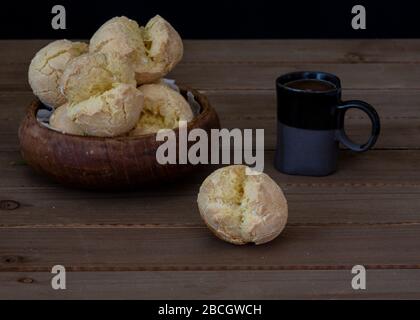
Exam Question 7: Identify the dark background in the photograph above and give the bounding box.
[0,0,418,39]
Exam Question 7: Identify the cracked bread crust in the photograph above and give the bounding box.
[89,16,147,62]
[28,40,88,108]
[49,103,84,136]
[129,83,193,135]
[60,52,136,104]
[67,84,144,137]
[197,165,288,245]
[89,15,183,84]
[135,15,183,83]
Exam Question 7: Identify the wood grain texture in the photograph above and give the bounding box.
[3,149,420,189]
[1,40,420,299]
[169,64,420,90]
[1,150,420,227]
[184,40,420,64]
[1,190,420,227]
[1,269,420,299]
[0,226,419,272]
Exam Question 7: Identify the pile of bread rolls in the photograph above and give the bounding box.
[28,15,193,137]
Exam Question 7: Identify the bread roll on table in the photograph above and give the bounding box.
[197,165,288,245]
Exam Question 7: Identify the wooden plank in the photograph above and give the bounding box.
[0,41,54,66]
[184,39,420,64]
[0,225,419,271]
[1,190,420,227]
[1,149,420,226]
[169,63,420,90]
[1,90,420,151]
[2,149,420,189]
[1,269,420,299]
[0,151,420,227]
[2,40,420,65]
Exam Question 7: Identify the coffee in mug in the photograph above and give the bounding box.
[275,71,380,176]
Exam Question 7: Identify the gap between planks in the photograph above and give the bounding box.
[181,61,420,65]
[3,182,420,190]
[2,264,420,273]
[7,88,420,93]
[1,222,420,229]
[7,87,420,93]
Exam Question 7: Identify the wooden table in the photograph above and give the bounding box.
[1,40,420,299]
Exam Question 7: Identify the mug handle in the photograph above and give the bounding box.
[336,100,381,152]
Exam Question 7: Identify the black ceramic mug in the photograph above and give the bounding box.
[275,71,380,176]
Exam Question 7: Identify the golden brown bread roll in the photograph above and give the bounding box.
[137,15,183,83]
[129,83,193,135]
[197,165,288,245]
[60,52,136,104]
[67,84,144,137]
[89,15,183,84]
[28,40,88,108]
[49,103,84,135]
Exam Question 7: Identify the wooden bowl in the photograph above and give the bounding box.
[19,86,220,189]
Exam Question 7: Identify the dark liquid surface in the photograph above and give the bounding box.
[285,79,336,92]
